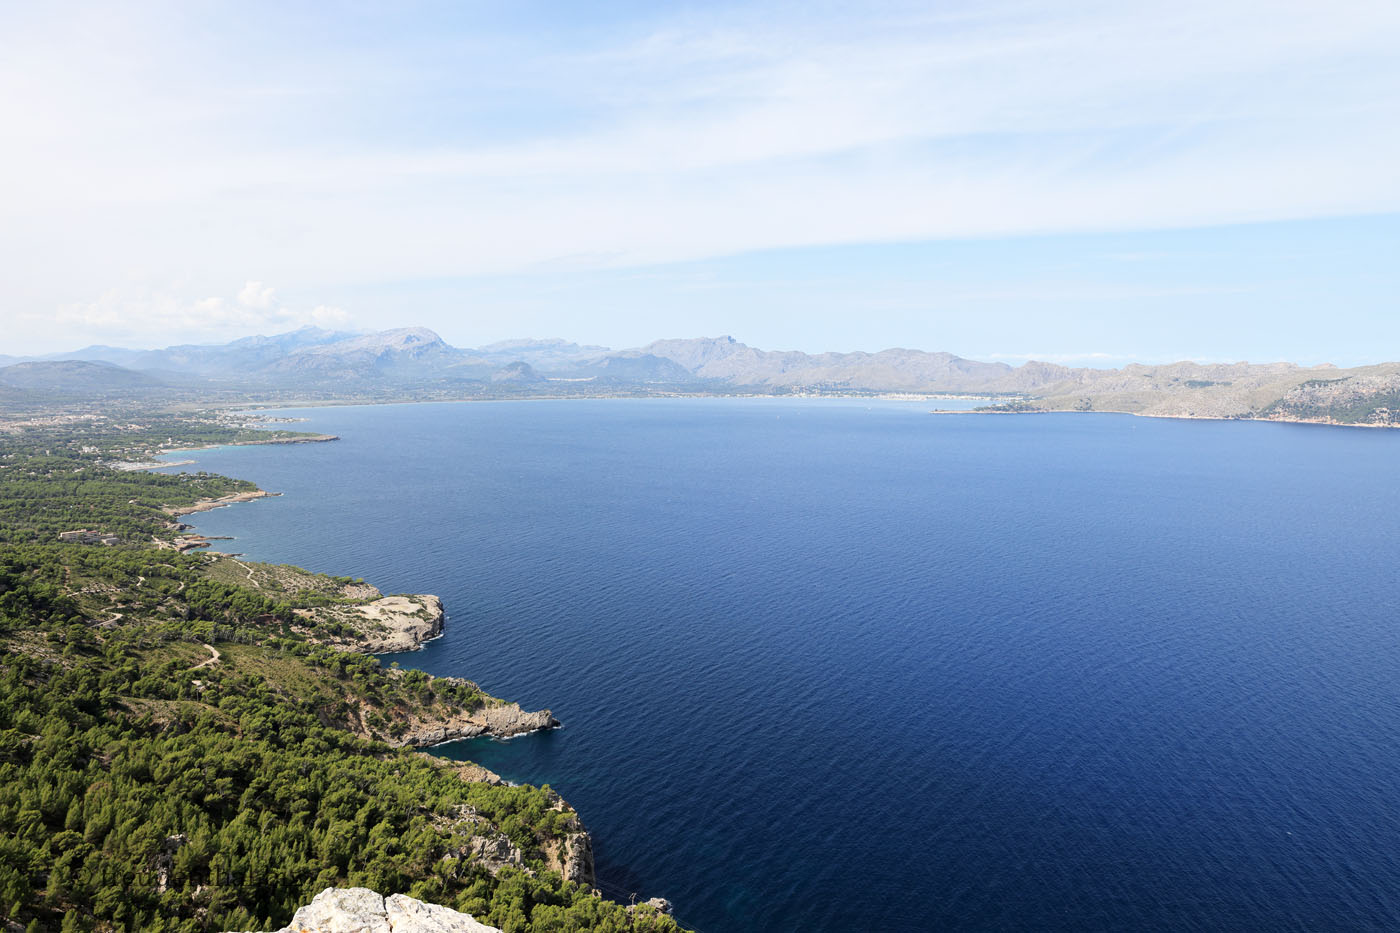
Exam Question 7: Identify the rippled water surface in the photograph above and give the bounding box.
[168,399,1400,932]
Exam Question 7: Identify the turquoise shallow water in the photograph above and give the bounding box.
[167,399,1400,932]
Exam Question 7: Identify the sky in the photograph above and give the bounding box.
[1,0,1397,366]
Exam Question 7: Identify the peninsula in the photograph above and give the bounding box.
[0,413,683,932]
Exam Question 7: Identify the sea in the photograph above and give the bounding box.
[161,398,1400,932]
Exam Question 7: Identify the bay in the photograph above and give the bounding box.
[165,398,1400,932]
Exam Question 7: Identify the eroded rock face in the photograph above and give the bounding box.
[466,832,525,871]
[560,831,595,888]
[357,595,445,652]
[233,887,500,933]
[297,594,445,653]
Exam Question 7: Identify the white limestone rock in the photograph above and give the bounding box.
[386,894,501,933]
[233,887,500,933]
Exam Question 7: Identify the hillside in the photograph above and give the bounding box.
[0,360,165,396]
[982,360,1400,425]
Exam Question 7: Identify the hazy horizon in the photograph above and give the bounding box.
[3,323,1375,372]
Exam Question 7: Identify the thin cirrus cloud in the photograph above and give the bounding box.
[0,0,1397,351]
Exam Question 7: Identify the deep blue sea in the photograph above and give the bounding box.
[162,399,1400,932]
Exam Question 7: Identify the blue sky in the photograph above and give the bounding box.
[2,0,1397,364]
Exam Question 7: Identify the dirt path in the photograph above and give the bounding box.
[233,560,261,588]
[192,644,221,669]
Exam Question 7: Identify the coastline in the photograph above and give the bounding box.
[217,392,1399,433]
[165,488,282,517]
[223,393,982,416]
[930,407,1400,430]
[158,432,340,458]
[169,479,564,748]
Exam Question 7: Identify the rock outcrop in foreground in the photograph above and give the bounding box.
[235,887,500,933]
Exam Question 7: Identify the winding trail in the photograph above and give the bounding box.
[192,644,221,670]
[233,560,261,588]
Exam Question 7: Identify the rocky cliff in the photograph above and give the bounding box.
[232,887,500,933]
[395,697,560,747]
[298,593,446,653]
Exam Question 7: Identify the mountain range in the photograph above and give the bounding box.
[4,326,1398,425]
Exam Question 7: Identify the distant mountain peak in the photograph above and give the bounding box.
[384,326,443,340]
[639,335,751,372]
[304,327,446,354]
[361,326,445,346]
[18,328,1387,408]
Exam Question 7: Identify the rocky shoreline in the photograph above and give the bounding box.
[166,433,341,456]
[165,489,282,517]
[396,696,560,747]
[168,486,563,744]
[290,592,561,744]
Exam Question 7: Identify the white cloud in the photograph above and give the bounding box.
[22,282,357,350]
[0,0,1396,349]
[237,281,276,309]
